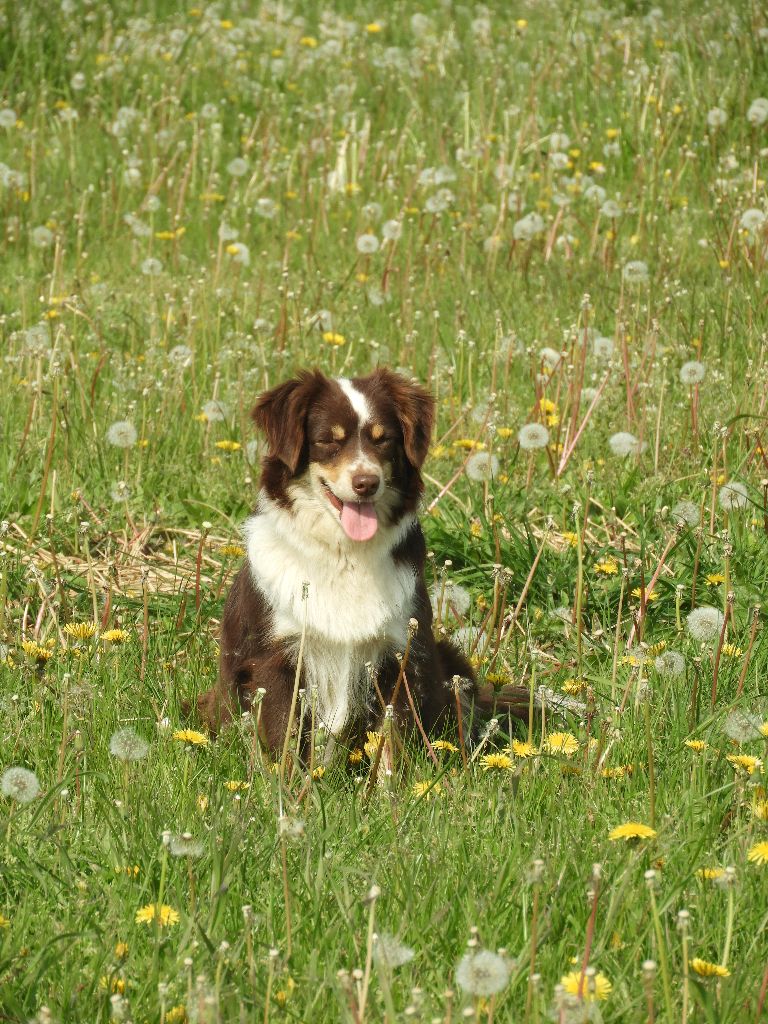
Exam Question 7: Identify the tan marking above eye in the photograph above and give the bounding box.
[371,424,385,440]
[331,424,346,441]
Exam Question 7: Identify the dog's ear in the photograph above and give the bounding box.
[252,370,326,472]
[370,368,435,469]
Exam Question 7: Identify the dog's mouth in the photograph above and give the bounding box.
[321,482,379,542]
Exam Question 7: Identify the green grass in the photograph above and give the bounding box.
[1,1,768,1021]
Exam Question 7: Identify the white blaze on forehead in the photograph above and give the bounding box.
[337,377,372,427]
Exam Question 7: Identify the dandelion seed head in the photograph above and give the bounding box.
[373,933,415,970]
[465,451,499,482]
[654,650,686,677]
[686,606,724,642]
[593,335,614,360]
[746,97,768,126]
[707,106,728,128]
[169,832,205,858]
[1,766,41,804]
[622,259,649,285]
[455,949,511,996]
[109,728,150,762]
[723,710,764,743]
[679,361,706,385]
[356,233,380,254]
[106,421,138,448]
[718,481,748,511]
[141,257,163,276]
[608,431,645,457]
[168,344,193,368]
[513,212,545,241]
[518,423,550,451]
[740,208,766,232]
[671,500,700,527]
[226,157,248,177]
[201,400,228,423]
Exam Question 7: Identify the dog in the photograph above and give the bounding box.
[195,367,482,759]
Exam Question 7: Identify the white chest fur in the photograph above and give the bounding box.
[244,491,418,735]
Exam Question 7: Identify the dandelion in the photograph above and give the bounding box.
[412,780,442,799]
[685,739,708,753]
[168,344,193,368]
[706,573,725,586]
[110,481,132,503]
[254,197,277,219]
[518,423,549,450]
[718,481,749,512]
[226,242,250,266]
[706,107,728,128]
[544,732,579,756]
[680,361,706,385]
[723,710,762,742]
[169,833,204,858]
[726,754,762,774]
[220,544,245,558]
[1,766,41,804]
[102,629,130,644]
[172,729,209,746]
[135,903,180,927]
[686,606,724,642]
[373,933,415,969]
[513,212,545,240]
[224,780,250,792]
[432,740,458,754]
[751,799,768,821]
[622,260,649,285]
[747,842,768,865]
[671,500,700,527]
[31,226,54,248]
[356,233,380,254]
[106,421,138,448]
[364,731,383,759]
[141,257,163,276]
[214,440,241,452]
[610,431,646,457]
[632,587,659,602]
[226,157,248,177]
[593,335,614,360]
[465,451,499,482]
[21,640,53,664]
[560,970,612,1001]
[109,728,150,762]
[696,867,724,880]
[654,650,685,677]
[200,400,227,423]
[382,219,402,241]
[739,208,766,232]
[455,949,511,997]
[480,753,513,771]
[509,740,535,758]
[746,98,768,126]
[608,822,657,842]
[690,958,730,978]
[0,108,17,128]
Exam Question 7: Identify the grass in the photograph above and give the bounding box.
[1,0,768,1020]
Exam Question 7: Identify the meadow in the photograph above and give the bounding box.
[1,0,768,1020]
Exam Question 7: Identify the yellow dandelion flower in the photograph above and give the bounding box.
[601,765,633,779]
[696,867,725,881]
[752,799,768,821]
[496,427,514,439]
[480,753,513,771]
[760,723,768,739]
[365,22,382,33]
[199,192,225,202]
[689,958,730,978]
[299,35,318,47]
[544,732,579,756]
[721,643,742,659]
[705,573,725,586]
[348,748,363,765]
[172,729,209,746]
[0,914,10,928]
[631,588,659,601]
[224,780,250,792]
[470,520,483,539]
[311,765,325,780]
[413,780,442,799]
[560,971,612,1001]
[432,740,458,754]
[726,754,762,775]
[608,822,656,842]
[165,1007,186,1024]
[101,629,130,644]
[511,740,536,758]
[322,331,346,346]
[560,531,579,547]
[197,794,209,813]
[539,398,556,413]
[135,903,180,927]
[21,640,54,662]
[451,438,485,451]
[114,941,129,958]
[214,440,241,452]
[594,560,619,575]
[684,739,708,753]
[747,841,768,866]
[562,679,586,695]
[220,544,245,558]
[364,731,383,759]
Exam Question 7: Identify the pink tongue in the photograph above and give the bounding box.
[340,501,378,541]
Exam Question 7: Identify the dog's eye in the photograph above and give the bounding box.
[313,439,340,455]
[372,434,391,445]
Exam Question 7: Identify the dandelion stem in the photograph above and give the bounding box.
[647,887,674,1023]
[721,884,735,969]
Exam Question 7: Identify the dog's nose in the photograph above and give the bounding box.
[352,472,380,498]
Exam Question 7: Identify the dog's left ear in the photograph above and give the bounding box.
[370,368,435,469]
[252,370,326,472]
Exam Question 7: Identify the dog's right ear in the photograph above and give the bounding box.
[251,370,326,473]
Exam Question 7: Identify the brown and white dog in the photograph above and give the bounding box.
[195,368,475,757]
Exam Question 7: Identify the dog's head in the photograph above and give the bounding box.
[253,368,434,540]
